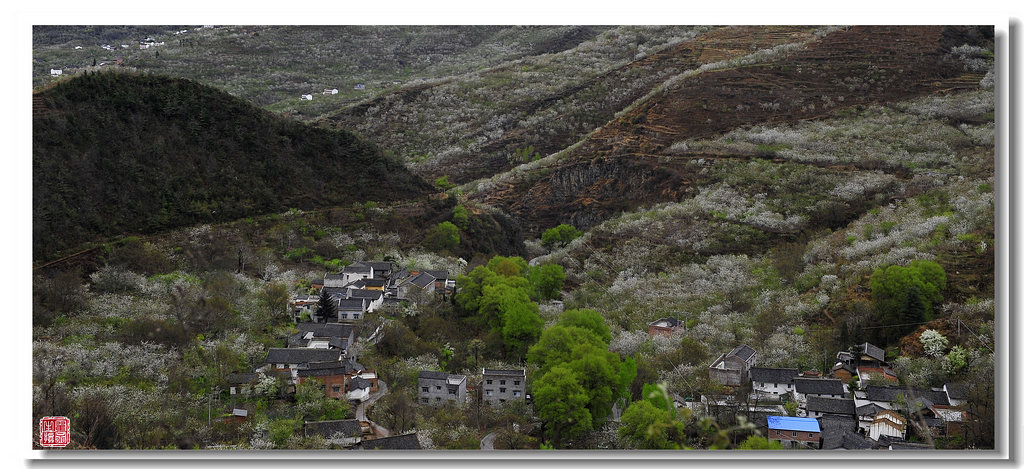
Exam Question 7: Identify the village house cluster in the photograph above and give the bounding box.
[213,260,461,448]
[690,339,974,449]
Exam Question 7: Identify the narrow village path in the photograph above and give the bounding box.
[355,380,391,437]
[480,431,497,450]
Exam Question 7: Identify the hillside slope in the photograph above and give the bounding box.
[33,71,433,261]
[472,26,994,234]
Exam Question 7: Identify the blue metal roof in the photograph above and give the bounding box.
[766,416,821,432]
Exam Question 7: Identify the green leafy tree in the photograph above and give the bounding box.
[434,175,455,190]
[737,435,784,449]
[528,263,566,300]
[558,308,612,344]
[533,364,592,447]
[478,279,534,329]
[500,301,545,360]
[619,400,686,449]
[268,419,301,447]
[540,224,583,250]
[426,221,460,252]
[870,260,946,343]
[486,255,529,277]
[527,324,606,374]
[454,265,499,314]
[528,311,635,445]
[451,205,470,230]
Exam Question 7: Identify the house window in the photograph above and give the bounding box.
[792,431,798,437]
[808,433,814,438]
[435,397,441,402]
[485,390,493,396]
[513,391,521,397]
[421,386,428,392]
[486,379,493,385]
[499,399,506,403]
[332,385,341,393]
[500,380,506,385]
[514,380,520,386]
[421,398,429,404]
[340,313,348,319]
[774,383,778,389]
[500,388,506,393]
[448,389,456,395]
[276,364,285,369]
[435,385,441,391]
[353,313,360,319]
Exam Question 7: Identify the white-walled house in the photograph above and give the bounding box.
[341,264,374,285]
[792,378,846,403]
[323,88,339,95]
[868,409,907,441]
[301,94,313,101]
[346,377,373,401]
[749,367,799,396]
[50,69,62,76]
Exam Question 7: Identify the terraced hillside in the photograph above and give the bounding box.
[320,26,825,183]
[471,26,994,235]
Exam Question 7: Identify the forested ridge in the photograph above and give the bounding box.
[33,71,433,261]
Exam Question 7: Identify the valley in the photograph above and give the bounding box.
[31,25,996,451]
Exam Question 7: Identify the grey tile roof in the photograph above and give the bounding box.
[321,287,347,298]
[856,342,886,362]
[944,382,969,400]
[649,317,682,328]
[265,348,342,365]
[225,372,258,385]
[818,414,859,449]
[482,368,526,377]
[749,367,799,385]
[343,264,372,274]
[349,377,372,390]
[304,419,363,439]
[293,323,354,338]
[794,378,846,396]
[830,362,856,375]
[324,273,345,281]
[422,269,449,280]
[358,433,422,450]
[407,273,435,288]
[807,396,857,415]
[856,403,885,417]
[336,298,366,311]
[727,345,756,361]
[348,289,383,300]
[296,362,357,378]
[863,385,949,406]
[823,430,877,450]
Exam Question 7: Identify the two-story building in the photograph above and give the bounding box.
[709,345,757,387]
[749,367,799,396]
[766,416,821,448]
[418,371,467,404]
[481,369,526,403]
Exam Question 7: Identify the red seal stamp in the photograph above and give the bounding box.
[39,416,70,448]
